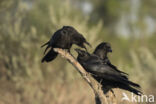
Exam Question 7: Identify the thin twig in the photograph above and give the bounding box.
[54,48,108,104]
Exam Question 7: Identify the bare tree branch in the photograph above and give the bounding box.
[54,48,108,104]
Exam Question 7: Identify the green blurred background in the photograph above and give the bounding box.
[0,0,156,104]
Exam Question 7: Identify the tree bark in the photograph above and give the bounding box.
[54,48,108,104]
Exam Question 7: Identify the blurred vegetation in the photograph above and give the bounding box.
[0,0,156,104]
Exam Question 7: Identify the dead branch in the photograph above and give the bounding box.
[53,48,108,104]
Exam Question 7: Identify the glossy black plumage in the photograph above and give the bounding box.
[93,42,128,76]
[41,26,91,63]
[75,49,142,95]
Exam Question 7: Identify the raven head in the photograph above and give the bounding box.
[95,42,112,53]
[105,42,112,53]
[75,48,90,59]
[75,48,86,55]
[62,26,91,51]
[73,34,91,52]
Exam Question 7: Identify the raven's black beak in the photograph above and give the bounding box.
[84,45,88,52]
[85,41,92,47]
[83,41,91,52]
[108,48,112,52]
[75,48,82,54]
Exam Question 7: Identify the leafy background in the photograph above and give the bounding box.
[0,0,156,104]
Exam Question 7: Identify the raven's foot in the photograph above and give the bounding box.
[110,89,116,97]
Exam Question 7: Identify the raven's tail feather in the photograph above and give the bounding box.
[41,41,50,48]
[127,80,141,88]
[44,45,50,54]
[119,76,141,88]
[122,85,142,96]
[41,49,58,63]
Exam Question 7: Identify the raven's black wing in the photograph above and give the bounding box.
[106,59,129,76]
[50,30,62,46]
[83,62,140,88]
[41,49,58,63]
[43,30,62,54]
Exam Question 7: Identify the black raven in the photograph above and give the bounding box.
[93,42,128,76]
[41,26,91,63]
[75,49,142,96]
[93,42,112,60]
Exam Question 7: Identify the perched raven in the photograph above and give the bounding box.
[75,49,142,96]
[93,42,112,60]
[93,42,128,76]
[41,26,91,63]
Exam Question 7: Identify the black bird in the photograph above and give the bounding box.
[41,26,91,63]
[93,42,128,76]
[75,49,142,96]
